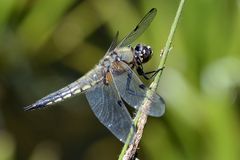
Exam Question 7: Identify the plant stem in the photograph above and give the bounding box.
[118,0,185,159]
[151,0,185,91]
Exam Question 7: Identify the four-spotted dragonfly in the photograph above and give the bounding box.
[25,8,165,143]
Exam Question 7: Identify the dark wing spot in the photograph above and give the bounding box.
[117,100,123,107]
[134,25,139,32]
[150,8,155,12]
[139,84,146,90]
[127,73,132,78]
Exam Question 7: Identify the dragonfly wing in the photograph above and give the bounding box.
[117,8,157,48]
[106,31,119,53]
[110,61,165,117]
[85,73,134,143]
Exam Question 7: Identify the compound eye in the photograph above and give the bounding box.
[135,44,142,52]
[142,46,153,63]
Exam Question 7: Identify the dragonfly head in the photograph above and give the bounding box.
[134,44,153,64]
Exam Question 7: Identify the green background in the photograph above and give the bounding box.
[0,0,239,159]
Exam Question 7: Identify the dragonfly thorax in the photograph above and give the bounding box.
[113,47,134,64]
[134,44,153,65]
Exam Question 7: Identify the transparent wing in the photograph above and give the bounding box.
[117,8,157,48]
[106,31,119,53]
[111,61,165,117]
[85,74,134,143]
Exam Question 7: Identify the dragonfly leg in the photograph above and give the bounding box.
[136,64,165,80]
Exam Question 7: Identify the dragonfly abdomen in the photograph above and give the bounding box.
[24,66,103,111]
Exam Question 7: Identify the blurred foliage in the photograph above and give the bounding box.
[0,0,240,160]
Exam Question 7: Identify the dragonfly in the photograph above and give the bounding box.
[25,8,165,143]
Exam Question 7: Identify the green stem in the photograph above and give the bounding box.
[151,0,185,91]
[118,0,185,159]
